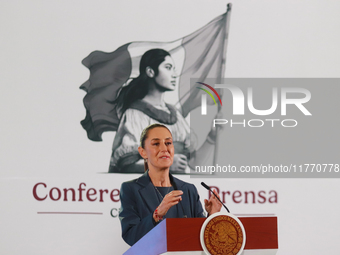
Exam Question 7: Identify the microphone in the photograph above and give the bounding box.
[201,182,230,213]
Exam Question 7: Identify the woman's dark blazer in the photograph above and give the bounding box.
[119,171,205,246]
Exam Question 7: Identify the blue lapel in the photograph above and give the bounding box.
[137,171,159,212]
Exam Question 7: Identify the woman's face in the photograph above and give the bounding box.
[154,56,178,91]
[139,127,174,170]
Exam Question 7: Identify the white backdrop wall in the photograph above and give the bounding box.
[1,1,340,254]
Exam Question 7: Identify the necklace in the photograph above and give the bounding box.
[154,186,171,200]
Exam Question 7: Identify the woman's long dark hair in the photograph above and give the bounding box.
[114,49,170,115]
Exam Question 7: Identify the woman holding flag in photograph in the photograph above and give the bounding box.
[80,8,231,173]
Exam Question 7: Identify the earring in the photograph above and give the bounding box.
[143,158,149,172]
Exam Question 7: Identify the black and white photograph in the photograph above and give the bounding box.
[1,1,340,254]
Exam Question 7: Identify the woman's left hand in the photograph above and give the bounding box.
[204,189,222,215]
[207,111,224,142]
[170,154,187,173]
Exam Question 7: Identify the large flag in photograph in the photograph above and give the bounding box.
[81,5,232,141]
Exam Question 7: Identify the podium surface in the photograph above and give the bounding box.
[124,216,278,255]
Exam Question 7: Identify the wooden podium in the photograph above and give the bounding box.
[124,216,278,255]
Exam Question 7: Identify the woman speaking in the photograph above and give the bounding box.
[119,123,222,246]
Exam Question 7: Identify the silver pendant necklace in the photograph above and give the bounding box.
[154,186,171,200]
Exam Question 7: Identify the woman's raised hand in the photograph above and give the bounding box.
[204,189,222,215]
[206,110,224,143]
[155,190,183,219]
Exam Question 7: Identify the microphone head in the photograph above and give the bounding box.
[201,182,231,213]
[201,182,210,190]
